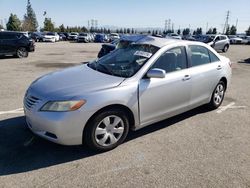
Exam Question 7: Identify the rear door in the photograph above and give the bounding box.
[187,45,221,108]
[139,46,192,125]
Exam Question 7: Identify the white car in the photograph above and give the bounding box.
[110,33,120,41]
[43,32,60,42]
[24,37,232,151]
[68,32,79,40]
[166,33,182,40]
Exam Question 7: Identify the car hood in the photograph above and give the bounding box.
[28,64,125,100]
[44,35,55,38]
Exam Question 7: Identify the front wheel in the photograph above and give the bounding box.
[16,47,28,58]
[207,81,225,110]
[83,110,129,152]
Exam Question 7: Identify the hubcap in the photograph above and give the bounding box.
[213,84,224,105]
[17,48,26,57]
[95,115,125,147]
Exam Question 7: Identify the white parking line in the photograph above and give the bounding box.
[0,108,24,115]
[216,102,247,114]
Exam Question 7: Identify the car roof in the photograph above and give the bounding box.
[122,35,204,48]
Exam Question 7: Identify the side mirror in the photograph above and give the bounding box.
[147,68,166,78]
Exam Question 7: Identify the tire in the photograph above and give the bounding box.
[16,47,28,58]
[222,44,229,52]
[83,109,129,152]
[207,81,225,110]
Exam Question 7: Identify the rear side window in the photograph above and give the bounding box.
[209,50,220,62]
[189,45,210,67]
[0,33,16,40]
[151,46,187,73]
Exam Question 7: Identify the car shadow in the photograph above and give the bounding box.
[0,105,210,176]
[0,55,17,59]
[238,58,250,64]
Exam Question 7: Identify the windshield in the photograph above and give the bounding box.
[79,33,87,36]
[88,44,159,78]
[47,32,55,36]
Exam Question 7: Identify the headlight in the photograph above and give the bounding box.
[40,100,86,112]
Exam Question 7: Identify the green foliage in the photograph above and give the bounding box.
[182,28,190,35]
[177,29,181,35]
[212,28,217,34]
[6,14,21,31]
[195,27,202,35]
[23,0,38,31]
[43,17,54,31]
[59,24,65,32]
[229,25,237,35]
[225,26,230,35]
[246,26,250,36]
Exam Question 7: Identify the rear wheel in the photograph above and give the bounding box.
[207,81,225,110]
[83,109,129,152]
[222,44,229,52]
[16,47,28,58]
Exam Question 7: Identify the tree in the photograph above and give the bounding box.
[182,28,190,36]
[43,17,54,31]
[131,28,134,34]
[246,26,250,36]
[59,24,65,32]
[212,28,217,34]
[225,26,230,35]
[177,29,181,35]
[0,24,3,29]
[6,13,21,31]
[23,0,38,31]
[206,28,213,34]
[127,28,130,34]
[230,25,237,35]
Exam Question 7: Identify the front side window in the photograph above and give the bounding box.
[88,44,159,78]
[151,46,187,73]
[189,45,210,67]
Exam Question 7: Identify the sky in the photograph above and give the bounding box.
[0,0,250,33]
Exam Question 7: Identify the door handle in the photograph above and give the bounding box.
[217,65,222,70]
[182,75,191,81]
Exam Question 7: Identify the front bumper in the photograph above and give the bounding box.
[24,104,93,146]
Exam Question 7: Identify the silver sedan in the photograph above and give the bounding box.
[24,36,232,151]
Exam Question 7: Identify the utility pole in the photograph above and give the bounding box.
[206,22,208,33]
[235,18,238,30]
[164,20,168,31]
[223,10,230,34]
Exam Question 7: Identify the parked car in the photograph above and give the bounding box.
[43,32,60,42]
[0,31,35,58]
[228,35,243,44]
[166,33,182,40]
[95,34,108,43]
[24,36,232,151]
[29,32,44,42]
[205,35,230,52]
[109,33,120,41]
[68,32,79,40]
[77,33,91,43]
[58,33,67,41]
[97,40,118,58]
[97,35,147,58]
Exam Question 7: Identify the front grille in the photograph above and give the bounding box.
[24,95,40,110]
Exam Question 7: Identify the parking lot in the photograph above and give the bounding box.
[0,42,250,187]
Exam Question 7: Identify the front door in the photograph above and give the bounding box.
[139,46,191,126]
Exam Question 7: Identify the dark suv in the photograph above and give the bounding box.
[0,31,35,58]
